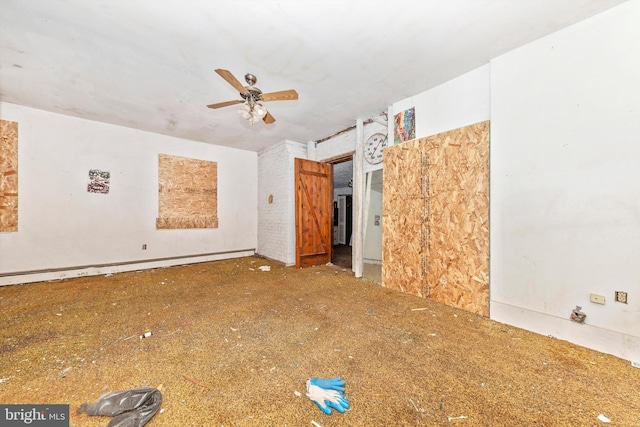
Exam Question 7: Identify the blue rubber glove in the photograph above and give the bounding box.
[308,377,346,392]
[306,380,349,415]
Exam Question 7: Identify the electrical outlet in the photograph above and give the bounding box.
[589,294,605,305]
[142,244,147,250]
[615,291,628,304]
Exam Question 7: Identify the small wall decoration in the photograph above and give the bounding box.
[394,106,415,144]
[0,119,19,231]
[87,169,110,194]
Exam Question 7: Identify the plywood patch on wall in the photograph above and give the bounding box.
[0,120,18,232]
[156,154,218,229]
[382,121,489,316]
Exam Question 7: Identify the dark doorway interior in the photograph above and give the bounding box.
[345,195,353,244]
[329,157,353,269]
[332,195,352,269]
[332,244,352,269]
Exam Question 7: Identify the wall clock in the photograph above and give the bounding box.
[364,133,388,165]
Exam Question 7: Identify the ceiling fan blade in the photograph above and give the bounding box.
[206,99,243,109]
[215,69,249,95]
[260,89,298,102]
[263,111,276,124]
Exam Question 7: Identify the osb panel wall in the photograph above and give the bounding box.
[156,154,218,229]
[382,121,489,316]
[0,120,18,232]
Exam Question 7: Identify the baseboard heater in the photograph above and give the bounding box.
[0,248,256,277]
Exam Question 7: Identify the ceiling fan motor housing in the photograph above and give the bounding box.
[241,88,263,103]
[244,73,258,86]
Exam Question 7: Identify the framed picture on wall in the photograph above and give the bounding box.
[394,107,415,144]
[87,169,110,194]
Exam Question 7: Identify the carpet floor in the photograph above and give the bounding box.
[0,256,638,426]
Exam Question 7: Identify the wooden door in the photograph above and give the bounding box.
[295,158,333,268]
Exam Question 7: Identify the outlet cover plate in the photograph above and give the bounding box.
[615,291,628,303]
[590,294,605,304]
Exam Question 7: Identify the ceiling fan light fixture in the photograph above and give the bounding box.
[238,101,267,125]
[253,102,267,118]
[238,103,252,120]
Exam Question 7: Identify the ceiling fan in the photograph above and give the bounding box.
[207,69,298,125]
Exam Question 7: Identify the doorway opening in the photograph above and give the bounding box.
[329,157,353,270]
[363,169,383,284]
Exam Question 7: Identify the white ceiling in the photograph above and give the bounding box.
[0,0,625,153]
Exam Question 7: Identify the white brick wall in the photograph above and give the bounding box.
[314,128,356,161]
[257,140,307,265]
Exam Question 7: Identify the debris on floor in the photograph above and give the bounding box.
[78,386,162,427]
[597,414,611,423]
[448,415,468,421]
[409,398,425,413]
[182,374,206,387]
[258,266,271,271]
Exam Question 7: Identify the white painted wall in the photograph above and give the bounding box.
[389,64,491,142]
[334,187,353,199]
[257,140,307,265]
[0,102,257,285]
[314,129,355,162]
[490,1,640,362]
[387,2,640,362]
